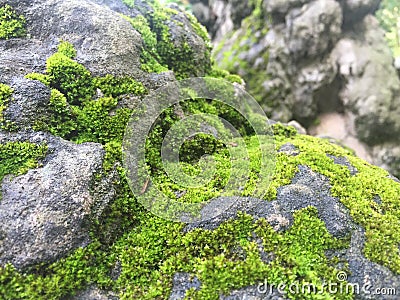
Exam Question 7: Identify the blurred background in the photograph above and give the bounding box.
[161,0,400,178]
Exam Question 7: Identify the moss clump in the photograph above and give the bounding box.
[93,74,147,98]
[32,89,77,138]
[25,41,147,142]
[0,5,26,40]
[46,52,95,105]
[122,14,169,74]
[123,0,212,79]
[0,142,47,183]
[0,83,13,125]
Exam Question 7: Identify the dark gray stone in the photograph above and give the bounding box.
[0,131,115,270]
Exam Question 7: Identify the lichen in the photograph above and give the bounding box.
[0,4,26,40]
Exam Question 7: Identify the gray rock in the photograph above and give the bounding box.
[342,0,381,27]
[0,0,143,80]
[331,16,400,145]
[343,229,400,300]
[285,0,342,61]
[0,131,115,270]
[63,285,119,300]
[169,273,202,300]
[185,165,355,238]
[3,77,51,130]
[371,143,400,179]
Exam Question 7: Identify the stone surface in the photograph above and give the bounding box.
[0,131,115,270]
[4,77,51,129]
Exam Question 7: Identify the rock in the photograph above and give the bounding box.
[0,0,211,84]
[372,143,400,179]
[0,131,115,270]
[342,0,381,27]
[331,16,400,145]
[190,0,254,43]
[285,0,342,61]
[3,77,51,130]
[63,285,119,300]
[287,120,307,135]
[0,0,143,81]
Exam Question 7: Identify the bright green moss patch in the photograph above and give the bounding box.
[24,41,147,142]
[46,52,95,105]
[0,142,47,183]
[122,14,169,74]
[270,123,400,274]
[0,5,26,40]
[93,74,147,97]
[57,40,77,58]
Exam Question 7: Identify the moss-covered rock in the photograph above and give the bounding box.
[0,1,399,299]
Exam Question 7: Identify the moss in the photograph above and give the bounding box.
[123,0,212,78]
[57,40,77,59]
[25,41,147,142]
[93,74,147,98]
[46,52,95,105]
[0,142,47,183]
[0,4,26,40]
[0,83,13,126]
[122,14,168,73]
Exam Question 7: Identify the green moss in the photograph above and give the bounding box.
[57,40,77,59]
[123,0,212,78]
[122,14,168,73]
[25,73,51,85]
[0,83,13,125]
[32,89,77,138]
[0,142,47,183]
[93,74,147,98]
[0,4,26,40]
[46,52,95,105]
[25,42,147,142]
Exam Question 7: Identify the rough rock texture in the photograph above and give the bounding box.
[192,0,400,178]
[4,77,51,129]
[0,0,210,85]
[0,131,115,270]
